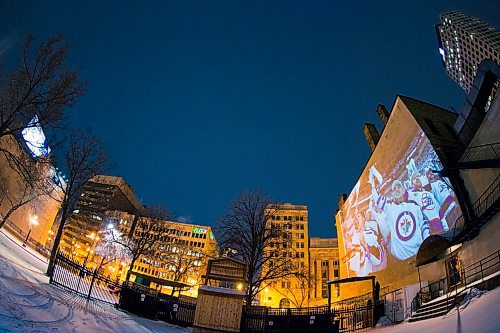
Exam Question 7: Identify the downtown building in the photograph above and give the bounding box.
[309,237,340,306]
[130,221,217,298]
[435,11,500,93]
[0,120,62,251]
[59,175,144,259]
[334,60,500,321]
[59,175,218,297]
[260,203,340,308]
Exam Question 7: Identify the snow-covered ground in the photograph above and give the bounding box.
[0,230,188,333]
[372,286,500,333]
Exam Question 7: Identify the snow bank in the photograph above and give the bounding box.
[0,230,187,333]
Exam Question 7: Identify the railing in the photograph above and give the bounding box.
[380,288,405,323]
[446,173,500,244]
[333,304,374,333]
[330,286,388,310]
[472,173,500,219]
[412,249,500,313]
[50,253,122,305]
[459,142,500,164]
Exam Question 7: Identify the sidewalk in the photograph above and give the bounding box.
[0,230,186,333]
[0,228,48,264]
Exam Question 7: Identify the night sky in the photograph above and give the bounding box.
[1,1,498,238]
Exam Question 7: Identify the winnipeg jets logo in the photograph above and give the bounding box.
[395,211,416,241]
[421,192,435,211]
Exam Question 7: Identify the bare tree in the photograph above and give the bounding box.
[271,267,314,308]
[151,236,218,295]
[0,146,55,230]
[0,34,83,232]
[216,190,298,305]
[110,205,172,282]
[46,129,108,277]
[0,34,84,144]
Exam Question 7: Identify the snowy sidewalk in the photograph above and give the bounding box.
[371,286,500,333]
[0,231,188,333]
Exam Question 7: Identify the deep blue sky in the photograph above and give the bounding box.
[1,1,498,238]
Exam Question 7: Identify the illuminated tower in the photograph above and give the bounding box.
[261,203,309,308]
[435,11,500,92]
[60,175,144,258]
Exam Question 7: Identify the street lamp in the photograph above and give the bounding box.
[22,214,39,247]
[83,232,100,269]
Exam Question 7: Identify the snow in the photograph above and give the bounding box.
[0,230,188,333]
[51,265,120,304]
[371,286,500,333]
[198,285,246,296]
[421,270,500,306]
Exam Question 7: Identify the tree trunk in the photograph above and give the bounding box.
[0,201,30,229]
[47,207,68,277]
[125,256,137,282]
[88,257,105,300]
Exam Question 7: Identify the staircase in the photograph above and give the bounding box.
[409,296,456,322]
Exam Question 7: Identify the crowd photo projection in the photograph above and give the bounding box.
[338,120,461,278]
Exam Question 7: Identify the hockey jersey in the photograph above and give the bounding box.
[429,180,456,220]
[375,200,430,260]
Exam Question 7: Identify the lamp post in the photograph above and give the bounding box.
[22,214,39,247]
[83,232,100,269]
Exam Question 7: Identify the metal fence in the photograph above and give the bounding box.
[50,253,122,305]
[380,288,405,323]
[119,282,196,327]
[241,305,335,333]
[333,304,374,333]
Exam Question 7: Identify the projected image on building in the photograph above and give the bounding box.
[338,125,461,278]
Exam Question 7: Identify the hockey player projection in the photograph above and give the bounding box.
[337,112,461,278]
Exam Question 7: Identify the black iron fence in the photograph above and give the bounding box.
[333,304,374,333]
[241,305,335,333]
[380,288,405,323]
[118,282,196,327]
[50,252,122,305]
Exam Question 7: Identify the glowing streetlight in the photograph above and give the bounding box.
[22,214,39,247]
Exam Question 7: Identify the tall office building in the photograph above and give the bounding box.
[60,175,144,258]
[261,203,309,308]
[131,222,218,298]
[435,11,500,92]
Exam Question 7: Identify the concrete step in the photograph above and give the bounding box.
[418,297,455,313]
[408,308,450,322]
[413,302,454,318]
[409,297,456,322]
